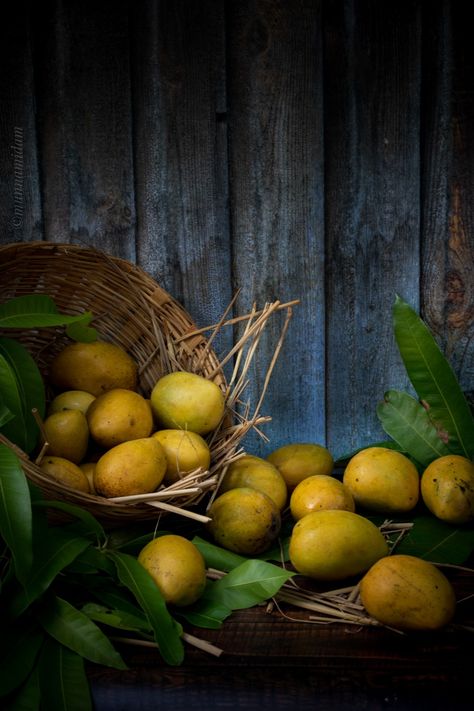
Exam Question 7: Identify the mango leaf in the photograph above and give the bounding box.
[107,551,184,666]
[202,559,294,611]
[192,536,247,572]
[9,529,91,618]
[0,294,96,339]
[0,336,46,450]
[4,666,40,711]
[65,314,98,343]
[0,353,29,451]
[32,500,106,543]
[65,545,115,576]
[85,579,150,619]
[38,637,92,711]
[0,618,44,697]
[394,515,474,564]
[177,595,232,629]
[37,594,127,669]
[0,393,14,427]
[393,295,474,458]
[377,389,452,467]
[81,602,151,633]
[0,444,33,583]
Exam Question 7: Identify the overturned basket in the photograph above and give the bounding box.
[0,242,295,524]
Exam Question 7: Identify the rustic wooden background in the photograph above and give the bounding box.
[1,0,473,460]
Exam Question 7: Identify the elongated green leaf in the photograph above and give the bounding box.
[4,666,40,711]
[38,638,92,711]
[33,500,106,542]
[9,530,91,618]
[0,336,46,437]
[107,551,184,666]
[393,295,474,458]
[38,594,127,669]
[177,596,232,629]
[203,559,294,610]
[192,536,247,572]
[85,579,148,619]
[0,618,43,697]
[0,353,28,451]
[377,389,452,467]
[0,444,33,583]
[65,545,115,576]
[65,314,98,343]
[81,602,151,633]
[0,294,58,323]
[394,514,474,564]
[0,392,14,427]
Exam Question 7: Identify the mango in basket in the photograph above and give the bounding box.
[94,437,167,498]
[48,389,96,415]
[40,455,91,493]
[87,388,154,448]
[152,429,211,483]
[49,341,138,396]
[43,409,89,464]
[150,371,225,435]
[218,454,288,511]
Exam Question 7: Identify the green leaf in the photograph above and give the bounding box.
[0,618,43,697]
[393,295,474,458]
[0,336,46,453]
[0,353,29,451]
[4,666,40,711]
[377,390,452,467]
[38,637,92,711]
[107,551,184,666]
[0,392,14,427]
[37,594,127,669]
[0,294,58,326]
[0,444,33,583]
[394,514,474,564]
[192,536,247,572]
[33,500,106,542]
[81,602,151,633]
[203,559,294,611]
[177,596,232,629]
[9,529,91,618]
[65,313,98,343]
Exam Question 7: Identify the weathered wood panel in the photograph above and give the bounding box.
[0,0,42,243]
[324,0,422,455]
[226,0,326,453]
[0,0,473,458]
[130,0,233,341]
[421,0,474,401]
[32,0,136,259]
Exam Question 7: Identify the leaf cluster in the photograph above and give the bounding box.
[377,295,474,467]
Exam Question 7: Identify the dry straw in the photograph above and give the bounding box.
[0,242,297,524]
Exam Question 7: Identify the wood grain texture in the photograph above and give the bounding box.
[226,0,326,454]
[0,0,473,456]
[32,0,136,259]
[130,0,233,346]
[324,0,422,456]
[0,0,42,244]
[86,573,474,710]
[421,0,474,399]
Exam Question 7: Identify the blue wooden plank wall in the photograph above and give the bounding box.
[1,0,473,461]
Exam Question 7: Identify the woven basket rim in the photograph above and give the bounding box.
[0,241,294,525]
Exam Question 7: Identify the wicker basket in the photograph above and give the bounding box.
[0,242,294,525]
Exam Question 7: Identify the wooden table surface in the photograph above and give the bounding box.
[87,568,473,711]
